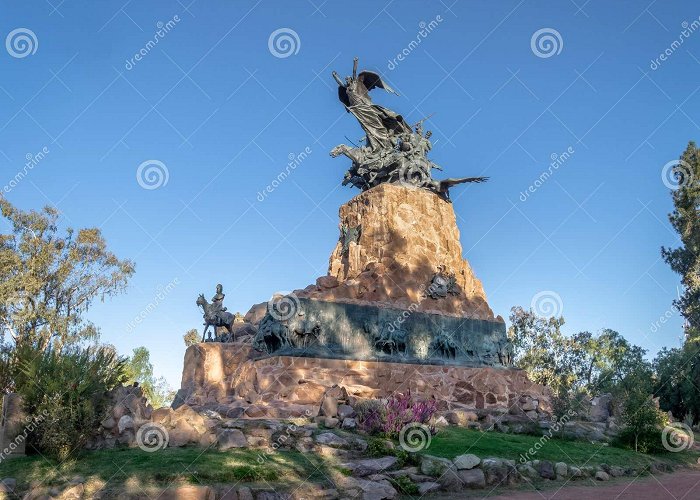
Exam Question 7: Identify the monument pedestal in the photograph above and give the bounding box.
[175,342,550,419]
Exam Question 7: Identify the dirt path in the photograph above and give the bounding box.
[485,470,700,500]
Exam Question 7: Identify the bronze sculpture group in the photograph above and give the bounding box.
[330,57,488,201]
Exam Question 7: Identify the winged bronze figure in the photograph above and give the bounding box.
[330,57,488,201]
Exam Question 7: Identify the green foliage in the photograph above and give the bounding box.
[653,344,700,425]
[183,328,199,347]
[658,142,700,424]
[0,198,135,353]
[390,475,419,495]
[14,344,128,460]
[616,391,668,453]
[124,347,173,408]
[661,141,700,340]
[366,437,394,457]
[508,308,653,402]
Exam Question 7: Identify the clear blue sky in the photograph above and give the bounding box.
[1,1,697,388]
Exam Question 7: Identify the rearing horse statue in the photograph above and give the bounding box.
[196,294,236,342]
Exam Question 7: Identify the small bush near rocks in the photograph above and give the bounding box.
[356,391,438,437]
[355,399,386,434]
[15,344,128,460]
[390,475,419,495]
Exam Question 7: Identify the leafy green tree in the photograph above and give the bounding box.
[183,328,200,347]
[658,141,700,424]
[617,390,667,453]
[654,345,700,424]
[0,199,135,351]
[124,346,172,408]
[661,141,700,339]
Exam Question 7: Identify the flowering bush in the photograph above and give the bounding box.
[355,390,438,437]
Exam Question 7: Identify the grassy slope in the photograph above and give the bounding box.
[0,429,697,494]
[422,427,700,469]
[0,447,332,492]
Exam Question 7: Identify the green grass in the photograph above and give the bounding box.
[0,446,332,493]
[421,427,700,469]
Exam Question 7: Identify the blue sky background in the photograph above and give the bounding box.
[1,0,698,388]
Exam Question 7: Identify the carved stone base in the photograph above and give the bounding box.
[174,342,551,418]
[252,297,510,367]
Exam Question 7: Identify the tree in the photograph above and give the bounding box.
[658,141,700,424]
[661,141,700,340]
[124,347,172,408]
[618,390,666,453]
[0,198,135,351]
[183,328,199,347]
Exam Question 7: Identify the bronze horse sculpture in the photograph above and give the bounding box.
[196,294,236,342]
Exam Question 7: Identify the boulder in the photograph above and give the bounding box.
[458,468,486,489]
[420,455,453,476]
[590,394,614,422]
[482,458,513,486]
[341,456,398,476]
[158,485,216,499]
[341,418,357,430]
[217,429,248,450]
[321,394,338,418]
[117,415,134,434]
[314,432,350,449]
[337,404,355,420]
[324,417,340,428]
[554,462,568,478]
[595,470,610,481]
[538,460,556,480]
[453,454,481,470]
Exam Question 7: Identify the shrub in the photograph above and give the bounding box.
[383,390,438,438]
[15,344,128,460]
[616,391,667,453]
[354,399,386,434]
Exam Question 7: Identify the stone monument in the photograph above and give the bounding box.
[175,58,549,419]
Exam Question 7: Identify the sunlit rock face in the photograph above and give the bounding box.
[299,183,496,321]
